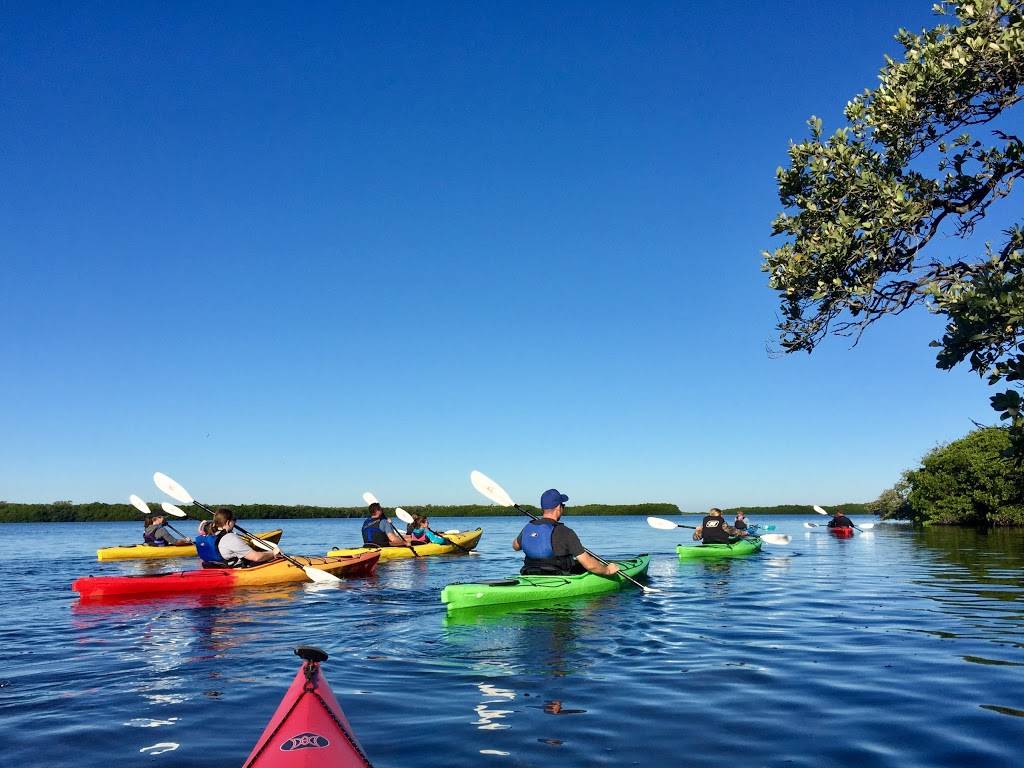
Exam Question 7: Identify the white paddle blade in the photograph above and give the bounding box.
[160,502,188,518]
[362,492,379,506]
[812,504,828,515]
[646,516,679,530]
[394,508,414,524]
[760,534,791,545]
[443,530,460,535]
[154,472,194,504]
[470,470,515,507]
[129,494,151,515]
[304,565,342,584]
[859,523,876,530]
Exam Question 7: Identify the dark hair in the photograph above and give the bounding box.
[143,515,152,526]
[368,502,382,515]
[213,508,236,529]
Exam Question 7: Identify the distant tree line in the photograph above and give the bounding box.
[0,501,683,523]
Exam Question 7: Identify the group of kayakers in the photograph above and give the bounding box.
[144,507,281,567]
[140,488,856,575]
[360,503,446,547]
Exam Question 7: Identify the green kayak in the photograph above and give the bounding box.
[676,537,762,560]
[441,555,651,611]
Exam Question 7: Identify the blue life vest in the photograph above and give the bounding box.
[195,532,227,563]
[519,520,573,574]
[362,517,390,546]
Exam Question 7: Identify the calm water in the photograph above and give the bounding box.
[1,516,1022,767]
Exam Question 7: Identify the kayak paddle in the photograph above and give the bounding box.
[153,471,341,584]
[805,519,874,531]
[470,469,657,593]
[811,505,874,532]
[161,501,282,552]
[362,492,418,556]
[647,516,791,545]
[129,494,189,541]
[394,507,473,553]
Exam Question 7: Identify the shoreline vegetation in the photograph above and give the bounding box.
[0,501,872,524]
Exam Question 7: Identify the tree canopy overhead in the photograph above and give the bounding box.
[763,0,1024,456]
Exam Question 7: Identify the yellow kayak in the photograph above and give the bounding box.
[326,528,483,561]
[96,529,284,561]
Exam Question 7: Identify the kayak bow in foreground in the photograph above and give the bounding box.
[243,646,373,768]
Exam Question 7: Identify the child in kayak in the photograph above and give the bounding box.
[512,488,620,577]
[143,514,192,547]
[408,515,445,545]
[733,511,748,531]
[693,508,746,544]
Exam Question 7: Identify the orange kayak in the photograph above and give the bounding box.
[72,551,379,599]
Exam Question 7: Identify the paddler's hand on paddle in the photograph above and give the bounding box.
[578,552,619,576]
[269,543,281,556]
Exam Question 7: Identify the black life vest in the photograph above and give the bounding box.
[143,524,167,546]
[701,515,731,544]
[733,518,748,531]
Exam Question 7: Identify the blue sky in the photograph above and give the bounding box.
[0,1,1005,507]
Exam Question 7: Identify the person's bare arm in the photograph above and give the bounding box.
[512,538,522,551]
[576,552,619,576]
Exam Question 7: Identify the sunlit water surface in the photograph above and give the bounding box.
[1,516,1022,766]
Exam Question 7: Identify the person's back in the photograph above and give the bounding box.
[827,512,854,528]
[512,488,619,578]
[694,508,738,544]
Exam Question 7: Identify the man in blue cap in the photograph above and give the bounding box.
[512,488,620,576]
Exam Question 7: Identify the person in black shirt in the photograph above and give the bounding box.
[512,488,620,577]
[693,508,745,544]
[826,509,856,529]
[733,511,748,531]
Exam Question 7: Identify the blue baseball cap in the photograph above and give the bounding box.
[540,489,569,509]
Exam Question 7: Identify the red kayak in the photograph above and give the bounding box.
[829,526,855,538]
[72,551,380,599]
[243,646,372,768]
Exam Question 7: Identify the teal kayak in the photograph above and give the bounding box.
[441,555,650,611]
[676,537,762,560]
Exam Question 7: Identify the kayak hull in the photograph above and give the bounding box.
[96,529,284,561]
[327,528,483,561]
[676,537,763,560]
[244,652,371,768]
[829,526,855,538]
[72,552,379,599]
[441,555,650,611]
